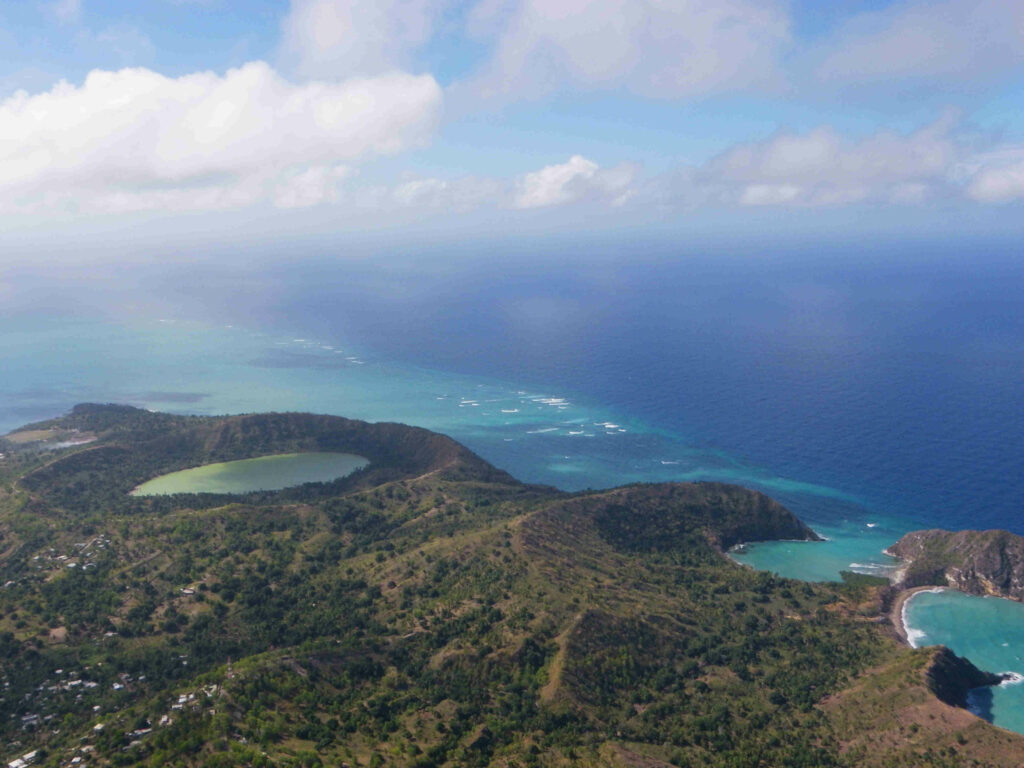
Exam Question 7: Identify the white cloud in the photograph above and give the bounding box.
[695,115,960,207]
[274,164,354,209]
[340,156,637,214]
[515,155,598,208]
[738,184,801,206]
[632,114,1024,210]
[463,0,790,102]
[965,152,1024,203]
[391,176,505,211]
[0,62,442,213]
[392,178,450,206]
[273,127,1024,217]
[280,0,441,78]
[814,0,1024,85]
[513,155,636,208]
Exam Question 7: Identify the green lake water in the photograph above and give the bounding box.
[131,452,369,495]
[903,589,1024,734]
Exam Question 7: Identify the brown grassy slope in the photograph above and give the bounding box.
[822,646,1024,767]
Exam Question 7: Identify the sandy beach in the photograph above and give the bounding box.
[889,585,945,645]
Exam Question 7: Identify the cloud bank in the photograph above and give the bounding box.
[4,0,1024,225]
[280,0,442,78]
[376,118,1024,216]
[0,62,441,213]
[696,115,960,207]
[464,0,790,101]
[813,0,1024,86]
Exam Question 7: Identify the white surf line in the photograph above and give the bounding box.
[901,587,947,648]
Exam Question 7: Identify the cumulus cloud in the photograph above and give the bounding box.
[354,156,637,214]
[513,155,637,208]
[274,164,355,209]
[966,165,1024,203]
[0,62,442,213]
[391,176,506,211]
[963,149,1024,203]
[463,0,790,102]
[134,122,1024,217]
[813,0,1024,85]
[280,0,441,78]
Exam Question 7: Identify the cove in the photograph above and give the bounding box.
[904,589,1024,734]
[730,517,902,583]
[131,452,369,496]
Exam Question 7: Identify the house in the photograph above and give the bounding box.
[7,750,39,768]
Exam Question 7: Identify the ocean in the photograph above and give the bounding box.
[2,242,1022,728]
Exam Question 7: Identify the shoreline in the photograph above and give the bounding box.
[889,585,944,646]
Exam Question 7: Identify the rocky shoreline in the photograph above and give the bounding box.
[888,528,1024,601]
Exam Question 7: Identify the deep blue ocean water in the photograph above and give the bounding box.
[2,243,1022,728]
[233,250,1024,531]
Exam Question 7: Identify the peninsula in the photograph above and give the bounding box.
[889,528,1024,600]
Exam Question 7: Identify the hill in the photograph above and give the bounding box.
[889,529,1024,599]
[1,405,1022,768]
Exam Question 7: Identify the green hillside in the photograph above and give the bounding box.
[0,405,1020,768]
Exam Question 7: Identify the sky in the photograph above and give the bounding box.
[1,0,1024,258]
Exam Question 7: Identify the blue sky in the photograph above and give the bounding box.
[0,0,1023,255]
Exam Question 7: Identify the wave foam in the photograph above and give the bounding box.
[901,588,948,648]
[848,562,889,572]
[1000,672,1024,686]
[905,627,927,649]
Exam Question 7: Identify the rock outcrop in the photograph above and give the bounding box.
[889,529,1024,600]
[925,646,1007,707]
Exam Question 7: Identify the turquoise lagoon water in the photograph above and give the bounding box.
[730,518,900,583]
[904,590,1024,734]
[131,452,369,496]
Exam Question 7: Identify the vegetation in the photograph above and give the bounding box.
[0,404,1021,767]
[890,528,1024,600]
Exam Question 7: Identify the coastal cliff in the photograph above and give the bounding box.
[889,529,1024,600]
